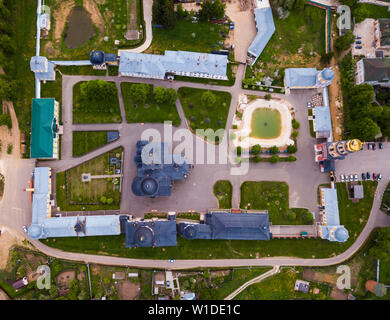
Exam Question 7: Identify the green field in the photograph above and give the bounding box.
[56,147,122,211]
[213,180,233,209]
[73,131,116,157]
[147,19,227,54]
[240,181,313,225]
[73,81,122,124]
[178,87,231,136]
[121,83,181,125]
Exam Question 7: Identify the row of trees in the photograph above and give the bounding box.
[78,80,118,113]
[128,83,177,105]
[340,53,389,141]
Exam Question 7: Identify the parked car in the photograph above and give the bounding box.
[373,173,377,180]
[356,46,362,49]
[166,280,170,288]
[356,35,362,39]
[372,143,376,150]
[22,226,28,233]
[367,143,372,150]
[168,259,175,263]
[340,174,345,182]
[356,41,362,44]
[378,173,382,181]
[362,173,366,181]
[367,172,371,180]
[379,142,383,149]
[354,174,358,182]
[307,101,312,108]
[350,174,354,182]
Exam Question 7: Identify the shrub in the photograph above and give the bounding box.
[270,155,279,163]
[292,131,299,139]
[100,196,107,204]
[232,124,237,129]
[264,93,272,100]
[292,119,300,129]
[253,155,261,163]
[287,144,297,153]
[0,114,11,129]
[287,210,296,221]
[107,198,113,205]
[269,146,279,154]
[236,146,242,156]
[6,144,12,154]
[287,155,296,162]
[251,144,261,155]
[201,90,217,107]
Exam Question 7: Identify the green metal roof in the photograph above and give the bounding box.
[30,98,55,158]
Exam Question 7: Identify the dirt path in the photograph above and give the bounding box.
[84,0,104,33]
[0,101,20,160]
[53,0,74,41]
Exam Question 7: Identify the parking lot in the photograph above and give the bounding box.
[352,18,376,58]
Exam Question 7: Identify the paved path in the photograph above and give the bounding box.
[224,266,280,300]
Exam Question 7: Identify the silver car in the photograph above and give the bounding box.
[378,173,382,181]
[354,174,358,182]
[340,174,345,182]
[349,174,354,182]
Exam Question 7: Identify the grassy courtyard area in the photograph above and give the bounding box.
[234,268,330,300]
[121,83,181,125]
[380,182,390,214]
[353,3,390,23]
[72,131,117,157]
[240,181,313,225]
[178,87,231,135]
[213,180,233,209]
[73,81,122,124]
[244,5,325,87]
[146,19,227,55]
[56,147,123,211]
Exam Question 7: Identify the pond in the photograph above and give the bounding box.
[250,108,281,139]
[64,7,95,49]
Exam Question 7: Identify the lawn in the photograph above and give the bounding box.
[56,147,123,211]
[240,181,313,225]
[213,180,233,209]
[244,5,325,86]
[380,182,390,214]
[73,81,122,124]
[178,87,231,135]
[234,268,330,300]
[43,181,377,260]
[353,3,390,23]
[121,83,181,125]
[73,131,116,157]
[146,19,227,54]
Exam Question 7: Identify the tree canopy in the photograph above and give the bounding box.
[152,0,176,29]
[198,0,226,21]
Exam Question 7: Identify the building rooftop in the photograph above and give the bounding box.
[30,98,56,159]
[362,58,390,82]
[285,68,318,88]
[178,210,271,241]
[247,6,275,65]
[378,19,390,47]
[323,188,340,226]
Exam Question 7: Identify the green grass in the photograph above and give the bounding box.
[73,82,122,124]
[234,268,330,300]
[72,131,115,157]
[57,66,106,76]
[380,182,390,215]
[41,73,63,123]
[240,181,313,225]
[353,4,390,23]
[213,180,233,209]
[43,182,377,260]
[56,147,122,211]
[178,87,231,134]
[147,19,227,54]
[121,83,181,125]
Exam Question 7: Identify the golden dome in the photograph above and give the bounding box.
[347,139,362,152]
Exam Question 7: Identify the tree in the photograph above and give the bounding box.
[287,210,296,221]
[351,118,381,141]
[100,196,107,204]
[199,0,225,21]
[49,285,59,299]
[201,90,217,107]
[368,228,390,262]
[334,30,355,52]
[251,144,261,155]
[270,155,279,163]
[154,86,167,104]
[67,280,80,300]
[236,146,242,156]
[320,52,334,66]
[264,94,272,101]
[287,144,297,153]
[292,119,300,130]
[287,155,296,162]
[253,155,261,163]
[349,84,374,107]
[269,146,279,154]
[153,0,176,28]
[176,3,188,19]
[128,83,150,104]
[107,198,113,205]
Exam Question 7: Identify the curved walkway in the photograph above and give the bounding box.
[224,266,280,300]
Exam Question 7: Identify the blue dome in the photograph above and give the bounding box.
[141,177,159,196]
[184,225,197,239]
[321,68,334,81]
[334,226,349,242]
[28,224,42,239]
[134,226,154,247]
[90,51,105,65]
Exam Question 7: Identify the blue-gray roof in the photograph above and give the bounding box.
[132,141,191,197]
[119,50,228,78]
[314,87,333,142]
[247,7,275,65]
[30,56,55,81]
[323,188,340,226]
[121,216,177,248]
[178,211,271,240]
[284,68,318,88]
[28,167,120,239]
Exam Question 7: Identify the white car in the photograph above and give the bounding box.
[340,174,345,182]
[168,259,175,263]
[354,174,358,182]
[378,173,382,181]
[349,174,354,182]
[307,102,312,108]
[22,226,28,233]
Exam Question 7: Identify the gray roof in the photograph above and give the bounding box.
[178,211,271,241]
[119,50,228,78]
[314,87,333,142]
[353,185,364,199]
[362,58,390,82]
[378,19,390,47]
[322,188,340,226]
[285,68,318,88]
[30,56,55,81]
[28,167,120,239]
[247,7,275,65]
[121,216,177,248]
